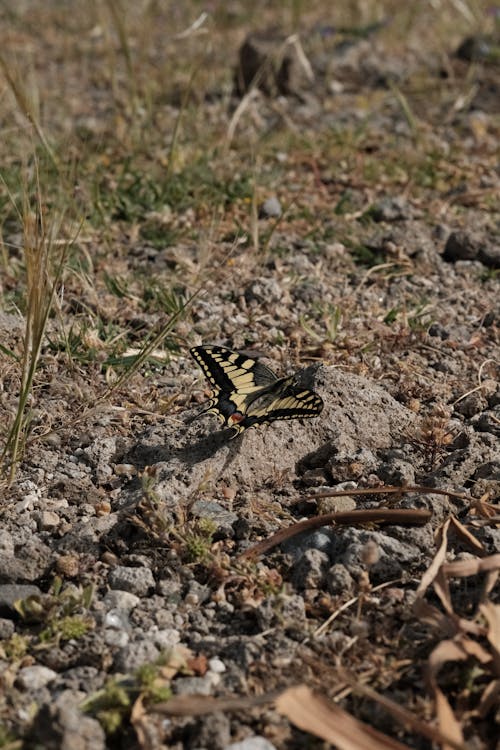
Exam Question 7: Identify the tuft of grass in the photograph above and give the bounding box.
[0,166,75,483]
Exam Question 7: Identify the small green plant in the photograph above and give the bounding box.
[14,577,94,646]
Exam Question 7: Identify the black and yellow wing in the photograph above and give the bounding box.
[190,345,323,435]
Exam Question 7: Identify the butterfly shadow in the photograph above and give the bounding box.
[175,423,241,469]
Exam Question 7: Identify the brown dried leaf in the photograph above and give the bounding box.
[416,519,450,598]
[442,553,500,577]
[481,601,500,671]
[431,681,464,750]
[275,684,412,750]
[449,516,484,552]
[477,678,500,718]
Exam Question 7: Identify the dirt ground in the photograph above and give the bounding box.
[0,2,499,749]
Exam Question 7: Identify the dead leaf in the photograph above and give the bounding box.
[449,516,484,552]
[481,601,500,671]
[416,519,450,598]
[442,553,500,577]
[275,684,412,750]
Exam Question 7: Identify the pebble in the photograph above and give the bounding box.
[259,196,282,218]
[17,665,58,691]
[151,628,181,649]
[0,584,42,612]
[108,566,155,596]
[37,510,60,531]
[225,737,278,750]
[0,618,15,638]
[113,640,160,672]
[291,549,330,589]
[103,590,140,612]
[208,657,226,674]
[104,629,130,648]
[0,530,14,556]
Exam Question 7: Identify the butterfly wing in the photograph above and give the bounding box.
[190,345,278,427]
[233,375,324,435]
[190,345,323,436]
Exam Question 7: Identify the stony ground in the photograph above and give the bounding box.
[0,2,499,749]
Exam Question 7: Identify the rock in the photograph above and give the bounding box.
[290,549,330,589]
[0,584,42,614]
[259,196,282,218]
[454,392,487,418]
[17,665,58,691]
[456,35,499,63]
[369,197,411,222]
[443,231,500,268]
[0,618,15,637]
[113,639,161,672]
[327,563,355,595]
[191,500,238,535]
[0,530,14,556]
[235,31,313,98]
[37,510,60,531]
[108,566,155,596]
[27,690,106,750]
[377,458,415,485]
[103,590,140,612]
[256,594,306,630]
[225,737,278,750]
[187,712,231,749]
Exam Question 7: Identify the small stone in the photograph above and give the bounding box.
[0,584,42,613]
[0,618,15,638]
[259,196,282,218]
[104,609,130,630]
[327,563,354,595]
[108,566,155,596]
[369,196,410,222]
[103,590,141,612]
[17,665,58,691]
[443,230,499,267]
[377,459,415,486]
[290,549,330,589]
[38,510,60,531]
[113,640,160,672]
[226,737,278,750]
[0,530,14,556]
[104,629,130,648]
[208,657,226,674]
[151,628,181,649]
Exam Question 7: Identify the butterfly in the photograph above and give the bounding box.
[190,344,323,436]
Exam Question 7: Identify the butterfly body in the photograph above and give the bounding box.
[190,345,323,436]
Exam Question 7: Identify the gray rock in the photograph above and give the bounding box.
[103,590,140,612]
[150,628,181,649]
[283,529,337,559]
[17,665,58,691]
[190,711,231,750]
[191,500,238,534]
[327,563,354,595]
[0,530,14,556]
[225,737,278,750]
[0,584,42,614]
[443,230,500,268]
[377,458,415,485]
[291,549,330,589]
[0,618,15,638]
[259,196,282,218]
[28,690,106,750]
[255,593,306,630]
[113,639,160,672]
[108,566,155,596]
[370,196,410,222]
